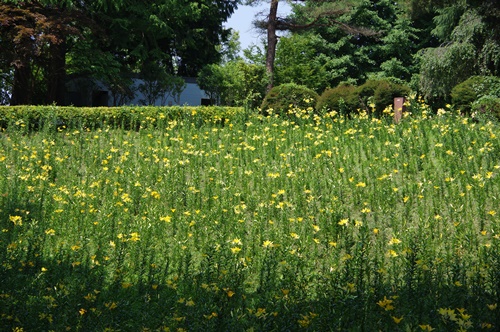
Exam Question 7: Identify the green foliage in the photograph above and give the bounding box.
[0,1,239,105]
[0,105,245,131]
[274,33,331,93]
[316,83,359,115]
[418,2,500,107]
[316,79,410,115]
[197,60,267,109]
[418,42,477,105]
[2,108,500,330]
[358,79,411,115]
[260,83,319,115]
[471,96,500,122]
[288,0,421,89]
[451,75,500,113]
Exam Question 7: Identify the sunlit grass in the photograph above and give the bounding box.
[1,101,500,331]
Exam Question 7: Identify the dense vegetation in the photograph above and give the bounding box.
[201,0,500,110]
[1,103,500,330]
[0,0,239,105]
[1,1,499,331]
[2,0,499,109]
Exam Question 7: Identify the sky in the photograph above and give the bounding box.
[224,2,292,52]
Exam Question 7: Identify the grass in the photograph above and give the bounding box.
[1,101,500,331]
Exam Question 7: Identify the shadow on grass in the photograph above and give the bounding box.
[1,192,500,331]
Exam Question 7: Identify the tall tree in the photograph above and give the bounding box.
[0,0,239,105]
[417,0,500,104]
[0,2,91,104]
[272,0,420,91]
[247,0,372,92]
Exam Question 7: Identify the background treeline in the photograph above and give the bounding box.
[198,0,500,111]
[1,0,499,111]
[0,0,238,105]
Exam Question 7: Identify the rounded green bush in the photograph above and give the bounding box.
[260,83,319,115]
[316,79,410,116]
[358,79,411,115]
[471,95,500,122]
[451,76,500,113]
[316,83,359,115]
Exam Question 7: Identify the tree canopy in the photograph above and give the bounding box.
[0,0,239,105]
[2,0,499,108]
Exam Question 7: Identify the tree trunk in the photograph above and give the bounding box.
[47,40,67,105]
[265,0,279,93]
[10,61,32,105]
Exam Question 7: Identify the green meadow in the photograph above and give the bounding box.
[1,101,500,331]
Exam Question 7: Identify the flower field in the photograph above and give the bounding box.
[1,102,500,331]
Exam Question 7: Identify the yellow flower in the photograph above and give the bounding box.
[338,219,348,226]
[231,238,242,245]
[392,316,403,324]
[160,215,172,222]
[356,182,366,187]
[262,240,274,248]
[45,229,56,235]
[9,215,22,226]
[129,232,140,242]
[290,232,300,240]
[481,322,493,329]
[105,302,118,310]
[386,250,398,257]
[230,247,241,254]
[388,237,401,245]
[487,303,497,310]
[377,296,394,311]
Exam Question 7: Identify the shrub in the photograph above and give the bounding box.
[260,83,319,115]
[316,79,410,116]
[316,84,359,115]
[451,76,500,113]
[358,79,411,115]
[471,95,500,122]
[0,105,244,131]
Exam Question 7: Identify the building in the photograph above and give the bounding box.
[66,77,211,107]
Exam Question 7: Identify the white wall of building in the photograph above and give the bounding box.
[66,77,209,107]
[126,77,209,107]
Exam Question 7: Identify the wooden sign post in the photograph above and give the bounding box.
[394,97,406,123]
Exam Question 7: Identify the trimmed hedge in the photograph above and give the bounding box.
[316,79,410,115]
[361,79,410,115]
[260,83,319,115]
[316,84,359,115]
[0,105,245,131]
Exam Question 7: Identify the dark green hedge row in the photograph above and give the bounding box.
[0,105,245,131]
